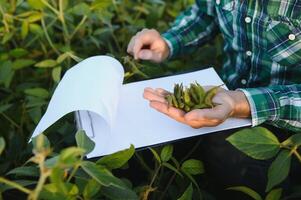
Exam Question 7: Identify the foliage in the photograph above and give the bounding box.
[0,0,300,200]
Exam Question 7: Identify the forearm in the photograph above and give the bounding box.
[239,84,301,132]
[162,2,218,59]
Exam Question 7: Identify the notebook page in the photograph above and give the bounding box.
[85,68,251,158]
[32,56,124,138]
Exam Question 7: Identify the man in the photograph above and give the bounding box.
[127,0,301,196]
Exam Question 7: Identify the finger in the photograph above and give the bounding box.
[155,88,170,96]
[138,49,162,62]
[133,39,143,60]
[150,101,186,123]
[143,89,166,103]
[188,119,224,129]
[133,33,156,60]
[127,36,136,54]
[184,105,230,121]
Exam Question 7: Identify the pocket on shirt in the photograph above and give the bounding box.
[215,0,235,38]
[265,17,301,67]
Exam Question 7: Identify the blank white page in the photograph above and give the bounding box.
[81,68,251,158]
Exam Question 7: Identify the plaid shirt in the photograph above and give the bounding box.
[162,0,301,132]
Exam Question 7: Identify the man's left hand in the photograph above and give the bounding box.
[143,87,251,128]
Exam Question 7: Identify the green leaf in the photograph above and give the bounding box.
[70,3,91,16]
[0,61,14,87]
[162,162,182,177]
[7,166,39,177]
[0,137,5,155]
[56,53,69,63]
[32,134,50,153]
[227,186,262,200]
[81,161,127,189]
[75,130,95,155]
[27,0,46,9]
[226,127,280,160]
[21,20,29,39]
[24,88,49,99]
[101,185,138,200]
[58,147,85,166]
[96,144,135,170]
[160,144,173,162]
[35,59,58,68]
[29,23,43,35]
[265,188,282,200]
[27,12,42,23]
[177,183,193,200]
[91,0,112,11]
[282,133,301,147]
[149,147,161,164]
[52,67,62,83]
[181,159,204,175]
[9,48,29,58]
[266,150,292,192]
[83,179,101,200]
[12,59,35,70]
[0,104,12,113]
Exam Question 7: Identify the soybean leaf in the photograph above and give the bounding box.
[177,183,193,200]
[0,104,12,113]
[0,179,36,192]
[0,61,14,87]
[52,67,62,83]
[181,159,204,175]
[35,59,58,68]
[9,48,28,58]
[12,59,35,70]
[70,3,90,16]
[266,150,292,192]
[58,147,85,166]
[27,0,45,9]
[162,162,183,177]
[91,0,112,11]
[282,133,301,147]
[160,144,173,162]
[96,144,134,170]
[265,188,282,200]
[21,20,29,39]
[0,137,5,155]
[32,134,50,153]
[75,130,95,155]
[6,166,39,177]
[81,161,127,189]
[226,127,280,160]
[227,186,262,200]
[101,185,138,200]
[83,179,101,200]
[24,88,49,99]
[149,147,161,164]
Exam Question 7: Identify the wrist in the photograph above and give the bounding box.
[227,90,251,118]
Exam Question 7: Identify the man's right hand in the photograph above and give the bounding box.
[127,29,170,63]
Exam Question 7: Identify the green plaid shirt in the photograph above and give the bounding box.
[162,0,301,132]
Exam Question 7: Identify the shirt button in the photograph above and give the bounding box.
[245,16,252,23]
[241,79,247,85]
[246,51,252,56]
[216,0,221,5]
[288,34,296,41]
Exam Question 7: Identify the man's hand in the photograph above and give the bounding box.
[143,87,251,128]
[127,29,170,63]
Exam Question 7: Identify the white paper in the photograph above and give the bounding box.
[32,55,251,158]
[32,56,124,138]
[80,68,251,158]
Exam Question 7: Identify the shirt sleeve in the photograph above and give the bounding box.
[162,0,219,59]
[238,84,301,133]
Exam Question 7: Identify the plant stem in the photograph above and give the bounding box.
[58,0,70,44]
[0,113,20,129]
[41,15,60,55]
[0,177,32,194]
[292,147,301,163]
[67,163,80,182]
[41,0,59,15]
[149,165,161,189]
[69,15,87,40]
[135,153,153,174]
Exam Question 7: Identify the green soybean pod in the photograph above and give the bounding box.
[192,103,208,110]
[204,85,221,107]
[165,94,173,106]
[190,84,199,103]
[179,102,185,109]
[184,88,193,106]
[184,105,191,112]
[171,94,179,108]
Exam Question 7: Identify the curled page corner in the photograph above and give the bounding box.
[31,55,124,139]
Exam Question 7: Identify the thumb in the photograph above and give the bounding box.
[138,49,161,62]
